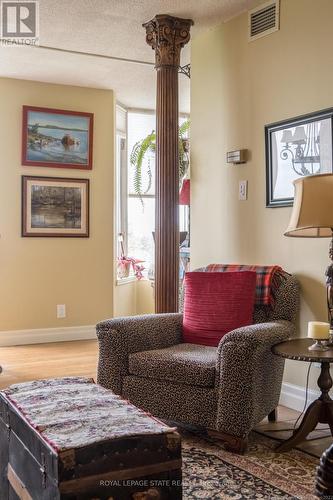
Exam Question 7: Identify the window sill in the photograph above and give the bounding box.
[116,276,137,286]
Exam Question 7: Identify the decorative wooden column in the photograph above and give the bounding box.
[143,14,193,313]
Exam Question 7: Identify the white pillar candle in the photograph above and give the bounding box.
[308,321,330,340]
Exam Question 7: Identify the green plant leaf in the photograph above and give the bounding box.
[130,131,156,203]
[179,120,190,137]
[129,120,190,207]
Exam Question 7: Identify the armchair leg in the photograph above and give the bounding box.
[268,408,277,422]
[208,430,248,454]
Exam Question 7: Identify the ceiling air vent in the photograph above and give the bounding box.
[248,0,280,42]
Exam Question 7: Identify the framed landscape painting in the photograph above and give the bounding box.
[22,176,89,237]
[22,106,93,169]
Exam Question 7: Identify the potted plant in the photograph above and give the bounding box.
[130,120,190,204]
[117,233,145,280]
[117,256,145,280]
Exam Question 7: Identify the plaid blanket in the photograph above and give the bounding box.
[204,264,288,307]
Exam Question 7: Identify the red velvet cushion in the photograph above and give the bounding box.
[182,271,256,347]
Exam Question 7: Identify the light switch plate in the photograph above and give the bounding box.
[239,180,248,200]
[57,304,66,318]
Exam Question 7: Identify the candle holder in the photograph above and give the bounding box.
[308,340,329,351]
[323,329,333,347]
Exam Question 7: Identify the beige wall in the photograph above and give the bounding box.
[191,0,333,389]
[136,280,155,315]
[114,281,137,317]
[0,78,115,331]
[114,280,154,317]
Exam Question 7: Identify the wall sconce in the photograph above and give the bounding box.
[226,149,247,164]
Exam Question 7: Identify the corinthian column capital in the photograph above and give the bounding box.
[143,14,193,68]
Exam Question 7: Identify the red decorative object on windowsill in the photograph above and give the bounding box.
[179,179,190,205]
[117,256,145,280]
[117,232,145,280]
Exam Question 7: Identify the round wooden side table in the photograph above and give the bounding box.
[273,338,333,452]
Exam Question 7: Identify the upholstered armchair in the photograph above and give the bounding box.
[97,269,299,453]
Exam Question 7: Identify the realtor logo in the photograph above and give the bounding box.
[1,1,39,45]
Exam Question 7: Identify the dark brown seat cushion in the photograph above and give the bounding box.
[128,343,217,388]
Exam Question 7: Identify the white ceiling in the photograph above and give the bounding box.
[0,0,258,112]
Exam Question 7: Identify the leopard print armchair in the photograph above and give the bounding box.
[96,272,299,453]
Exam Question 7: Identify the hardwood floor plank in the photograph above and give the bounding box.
[0,340,98,389]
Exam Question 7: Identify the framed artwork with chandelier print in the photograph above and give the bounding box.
[265,108,333,207]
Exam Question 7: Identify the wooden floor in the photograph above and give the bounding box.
[0,340,98,388]
[0,340,331,458]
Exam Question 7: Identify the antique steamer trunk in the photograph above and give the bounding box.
[0,377,182,499]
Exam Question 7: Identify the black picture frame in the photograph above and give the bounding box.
[265,107,333,207]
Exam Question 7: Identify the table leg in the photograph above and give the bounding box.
[325,401,333,437]
[276,361,333,453]
[319,362,333,402]
[276,399,321,452]
[268,408,277,422]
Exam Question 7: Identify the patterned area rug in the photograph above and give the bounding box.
[181,430,318,499]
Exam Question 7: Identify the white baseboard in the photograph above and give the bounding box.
[0,325,96,347]
[279,382,319,412]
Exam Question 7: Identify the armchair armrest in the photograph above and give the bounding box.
[218,319,295,352]
[215,320,295,438]
[96,313,182,393]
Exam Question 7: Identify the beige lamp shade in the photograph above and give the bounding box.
[292,126,307,143]
[285,173,333,237]
[281,130,293,143]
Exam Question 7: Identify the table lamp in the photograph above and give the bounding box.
[285,173,333,347]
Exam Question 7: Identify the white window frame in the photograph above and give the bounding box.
[115,105,190,282]
[115,104,129,282]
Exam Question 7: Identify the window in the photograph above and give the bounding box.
[116,106,189,280]
[127,111,156,277]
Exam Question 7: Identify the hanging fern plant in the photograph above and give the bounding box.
[130,119,190,205]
